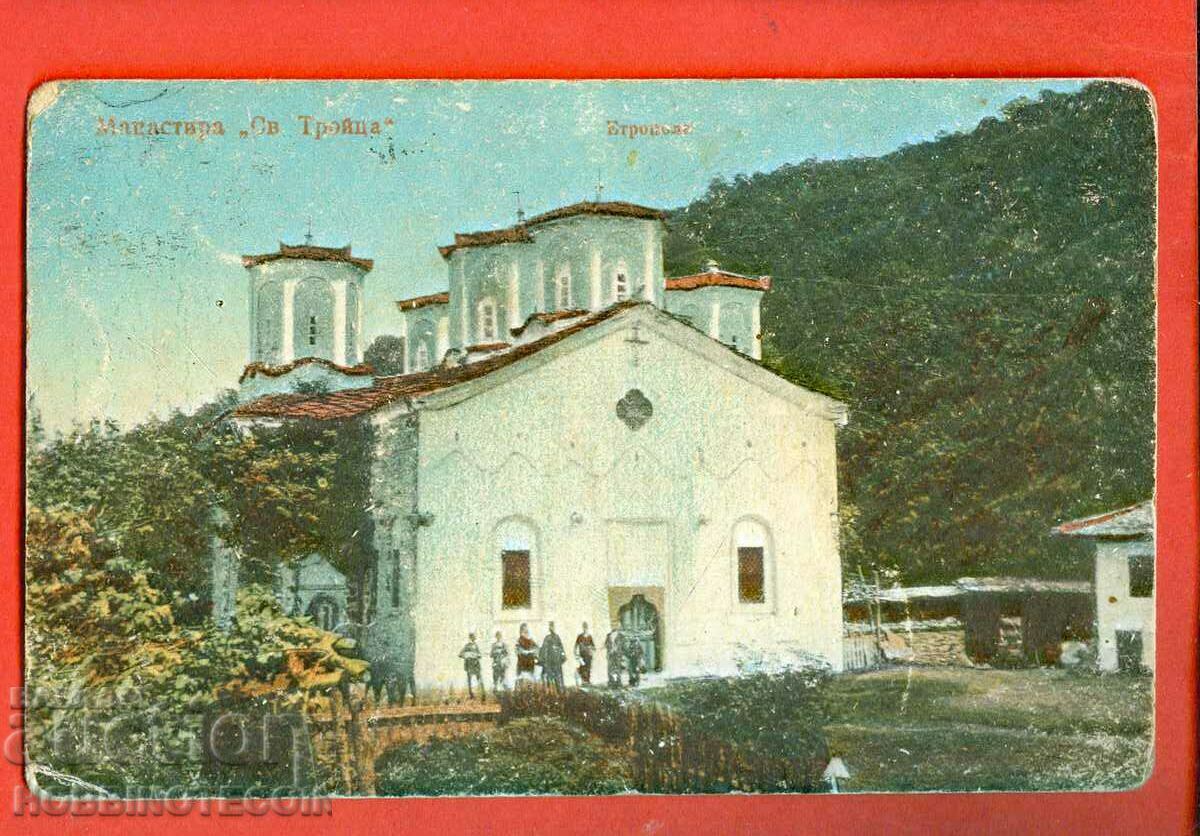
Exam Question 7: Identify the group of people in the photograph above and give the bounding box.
[457,621,647,699]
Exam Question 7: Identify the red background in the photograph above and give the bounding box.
[1,1,1195,833]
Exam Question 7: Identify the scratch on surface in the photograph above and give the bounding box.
[91,84,182,109]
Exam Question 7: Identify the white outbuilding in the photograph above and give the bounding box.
[1056,500,1154,672]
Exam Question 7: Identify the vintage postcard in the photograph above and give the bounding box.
[23,79,1155,800]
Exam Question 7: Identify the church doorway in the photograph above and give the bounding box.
[618,594,662,673]
[307,594,340,632]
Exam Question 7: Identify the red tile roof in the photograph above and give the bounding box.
[510,308,589,337]
[242,243,373,271]
[396,291,450,311]
[1054,501,1153,538]
[666,270,771,292]
[233,301,644,421]
[524,200,666,226]
[438,201,665,258]
[239,356,374,384]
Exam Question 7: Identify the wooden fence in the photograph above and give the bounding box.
[500,686,823,793]
[842,633,883,671]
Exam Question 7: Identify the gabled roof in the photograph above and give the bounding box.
[233,302,643,420]
[1055,500,1154,539]
[438,201,666,258]
[242,243,373,271]
[232,300,847,424]
[396,291,450,312]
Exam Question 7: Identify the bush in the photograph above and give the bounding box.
[375,717,631,795]
[650,669,830,787]
[501,676,831,793]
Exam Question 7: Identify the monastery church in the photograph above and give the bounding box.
[224,200,848,688]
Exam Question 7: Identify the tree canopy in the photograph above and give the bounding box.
[664,82,1155,584]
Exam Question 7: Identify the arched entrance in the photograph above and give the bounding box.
[618,594,662,672]
[307,594,341,632]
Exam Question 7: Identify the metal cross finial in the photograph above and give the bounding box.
[595,171,604,203]
[624,321,650,367]
[512,190,525,223]
[304,217,314,246]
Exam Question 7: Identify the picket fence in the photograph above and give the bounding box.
[499,686,824,793]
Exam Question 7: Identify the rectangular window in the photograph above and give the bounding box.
[390,548,401,609]
[501,549,531,609]
[1128,551,1154,598]
[738,546,765,604]
[308,315,318,346]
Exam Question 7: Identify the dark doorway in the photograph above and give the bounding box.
[618,594,662,673]
[306,595,340,632]
[1115,629,1144,673]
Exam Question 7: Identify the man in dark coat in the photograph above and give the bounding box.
[574,622,596,685]
[625,635,645,687]
[539,621,566,691]
[458,632,485,700]
[604,626,625,688]
[514,622,539,686]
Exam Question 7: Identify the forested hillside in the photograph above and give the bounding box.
[664,82,1155,584]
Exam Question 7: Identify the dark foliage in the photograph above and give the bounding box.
[664,82,1155,583]
[500,678,829,792]
[364,334,407,375]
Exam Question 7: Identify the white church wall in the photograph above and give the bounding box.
[400,311,843,689]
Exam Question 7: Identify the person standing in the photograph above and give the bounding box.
[490,630,510,694]
[574,622,596,685]
[540,622,566,691]
[604,626,625,688]
[515,623,539,686]
[625,634,645,687]
[457,632,485,700]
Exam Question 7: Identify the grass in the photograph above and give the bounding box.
[375,716,631,796]
[371,666,1153,795]
[817,667,1153,792]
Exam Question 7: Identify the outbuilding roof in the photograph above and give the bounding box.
[242,243,374,271]
[1054,500,1154,539]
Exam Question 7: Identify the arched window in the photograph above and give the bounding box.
[614,261,630,302]
[554,265,572,311]
[294,277,334,359]
[732,518,773,607]
[496,518,537,612]
[477,297,498,342]
[413,342,430,371]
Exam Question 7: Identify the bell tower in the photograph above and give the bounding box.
[241,241,373,368]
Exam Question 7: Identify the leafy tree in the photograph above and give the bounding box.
[364,334,406,375]
[665,82,1155,583]
[26,395,376,632]
[24,507,366,794]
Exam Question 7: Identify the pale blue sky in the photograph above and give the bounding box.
[26,79,1082,432]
